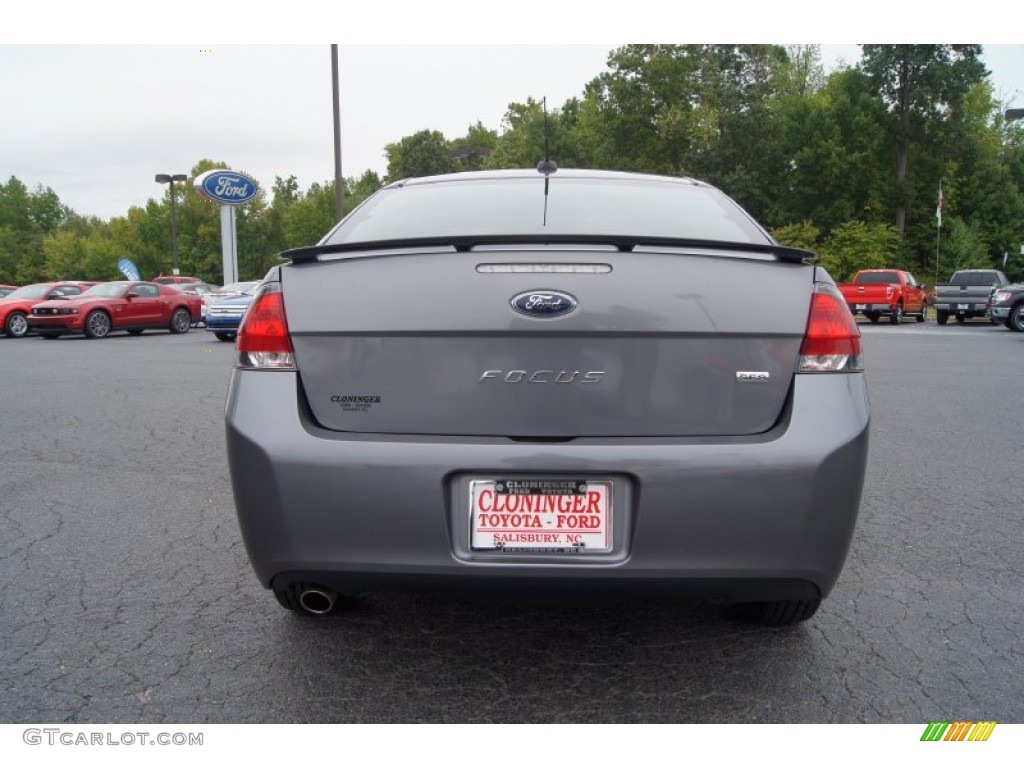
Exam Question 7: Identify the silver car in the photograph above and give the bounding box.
[226,169,869,626]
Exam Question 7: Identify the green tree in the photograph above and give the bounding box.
[485,98,582,169]
[771,220,821,252]
[0,177,33,233]
[939,216,992,275]
[26,185,69,234]
[780,45,826,98]
[79,232,122,281]
[42,229,85,279]
[283,182,336,248]
[571,44,790,189]
[769,68,890,233]
[575,44,714,175]
[272,175,300,207]
[689,45,791,218]
[385,130,457,182]
[819,220,901,280]
[451,121,498,171]
[942,82,1024,267]
[0,179,47,284]
[861,44,988,236]
[346,170,383,209]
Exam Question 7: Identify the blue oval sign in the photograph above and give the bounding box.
[510,290,578,318]
[193,169,258,205]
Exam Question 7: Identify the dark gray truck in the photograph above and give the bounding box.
[932,269,1009,325]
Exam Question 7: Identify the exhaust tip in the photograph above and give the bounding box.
[298,586,337,615]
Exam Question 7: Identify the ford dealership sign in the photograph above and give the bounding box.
[193,169,258,205]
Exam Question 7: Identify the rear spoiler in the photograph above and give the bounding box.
[281,235,818,265]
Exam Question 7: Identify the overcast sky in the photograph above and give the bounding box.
[4,5,1022,220]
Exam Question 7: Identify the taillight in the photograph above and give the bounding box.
[236,283,295,370]
[798,284,863,373]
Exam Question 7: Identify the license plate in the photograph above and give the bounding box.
[469,479,612,553]
[957,303,969,309]
[855,304,866,311]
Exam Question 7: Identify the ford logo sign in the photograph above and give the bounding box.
[193,169,258,205]
[510,290,578,318]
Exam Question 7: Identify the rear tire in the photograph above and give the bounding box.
[169,308,192,334]
[214,332,236,342]
[741,598,821,627]
[916,306,927,323]
[956,314,966,324]
[936,310,949,325]
[889,304,903,325]
[866,313,880,324]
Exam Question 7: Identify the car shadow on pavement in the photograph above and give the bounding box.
[255,592,821,723]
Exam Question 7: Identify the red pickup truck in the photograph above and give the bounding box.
[838,269,928,324]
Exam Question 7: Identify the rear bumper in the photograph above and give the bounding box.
[847,303,895,315]
[226,371,869,602]
[205,316,242,331]
[933,302,989,316]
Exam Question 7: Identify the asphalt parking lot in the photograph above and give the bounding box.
[1,322,1021,723]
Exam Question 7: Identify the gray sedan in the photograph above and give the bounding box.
[226,168,869,626]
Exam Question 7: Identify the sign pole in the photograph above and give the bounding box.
[220,205,238,286]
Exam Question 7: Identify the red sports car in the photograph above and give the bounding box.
[27,281,201,339]
[1,281,95,338]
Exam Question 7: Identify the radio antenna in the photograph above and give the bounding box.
[537,97,557,225]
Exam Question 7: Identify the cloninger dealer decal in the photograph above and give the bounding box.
[330,394,381,412]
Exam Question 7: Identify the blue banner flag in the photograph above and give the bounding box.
[117,258,141,281]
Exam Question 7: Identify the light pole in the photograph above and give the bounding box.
[331,45,343,224]
[155,174,187,275]
[1004,109,1023,274]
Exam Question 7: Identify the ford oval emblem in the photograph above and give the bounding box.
[510,290,578,318]
[193,169,259,206]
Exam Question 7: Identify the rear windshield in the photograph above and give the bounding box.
[325,177,771,245]
[853,272,901,285]
[950,271,1002,286]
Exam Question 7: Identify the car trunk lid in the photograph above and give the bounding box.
[282,247,812,438]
